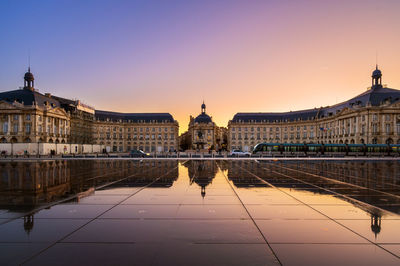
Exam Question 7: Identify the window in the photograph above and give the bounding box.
[13,124,18,133]
[26,114,31,121]
[13,115,18,121]
[170,133,174,139]
[372,124,378,133]
[26,124,31,133]
[386,124,391,134]
[38,115,42,122]
[232,133,236,140]
[385,114,391,121]
[3,122,8,133]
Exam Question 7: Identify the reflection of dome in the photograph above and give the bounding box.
[370,214,381,239]
[194,113,212,123]
[23,215,34,234]
[184,161,218,198]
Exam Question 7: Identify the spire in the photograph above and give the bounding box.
[201,101,206,114]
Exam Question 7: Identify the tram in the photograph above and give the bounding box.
[252,142,400,157]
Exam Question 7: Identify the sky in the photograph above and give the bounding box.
[0,0,399,133]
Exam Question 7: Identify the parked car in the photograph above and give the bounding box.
[230,150,251,157]
[129,149,150,158]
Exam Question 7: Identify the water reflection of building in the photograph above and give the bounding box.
[0,161,71,210]
[224,161,269,187]
[183,160,217,197]
[100,160,179,188]
[228,160,394,239]
[1,160,179,234]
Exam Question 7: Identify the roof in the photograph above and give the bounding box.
[0,88,60,108]
[231,85,400,123]
[95,110,175,123]
[194,113,212,123]
[319,86,400,118]
[232,108,320,123]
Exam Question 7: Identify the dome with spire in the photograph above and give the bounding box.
[24,68,34,81]
[194,101,212,123]
[372,65,382,78]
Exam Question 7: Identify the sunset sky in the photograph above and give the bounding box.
[1,0,399,133]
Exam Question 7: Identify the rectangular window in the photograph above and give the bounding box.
[26,114,31,121]
[14,115,18,121]
[26,124,31,133]
[386,124,391,134]
[3,122,8,133]
[13,124,18,133]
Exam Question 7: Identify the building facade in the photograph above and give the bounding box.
[0,69,179,153]
[92,111,179,153]
[0,69,71,144]
[186,102,217,150]
[228,67,400,151]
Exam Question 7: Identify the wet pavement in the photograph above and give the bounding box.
[0,159,399,265]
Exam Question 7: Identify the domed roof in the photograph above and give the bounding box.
[194,113,212,123]
[372,66,382,78]
[24,68,34,81]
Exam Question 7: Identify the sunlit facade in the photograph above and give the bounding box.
[228,67,400,151]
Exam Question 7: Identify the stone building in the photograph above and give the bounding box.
[228,66,400,151]
[0,69,180,153]
[186,102,217,150]
[92,110,179,153]
[0,69,70,144]
[52,96,95,144]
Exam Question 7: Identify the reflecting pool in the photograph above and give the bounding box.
[0,160,399,265]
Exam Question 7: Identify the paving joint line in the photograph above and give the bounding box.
[241,161,400,260]
[20,164,181,265]
[216,161,283,266]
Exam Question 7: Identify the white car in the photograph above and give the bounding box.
[230,150,251,156]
